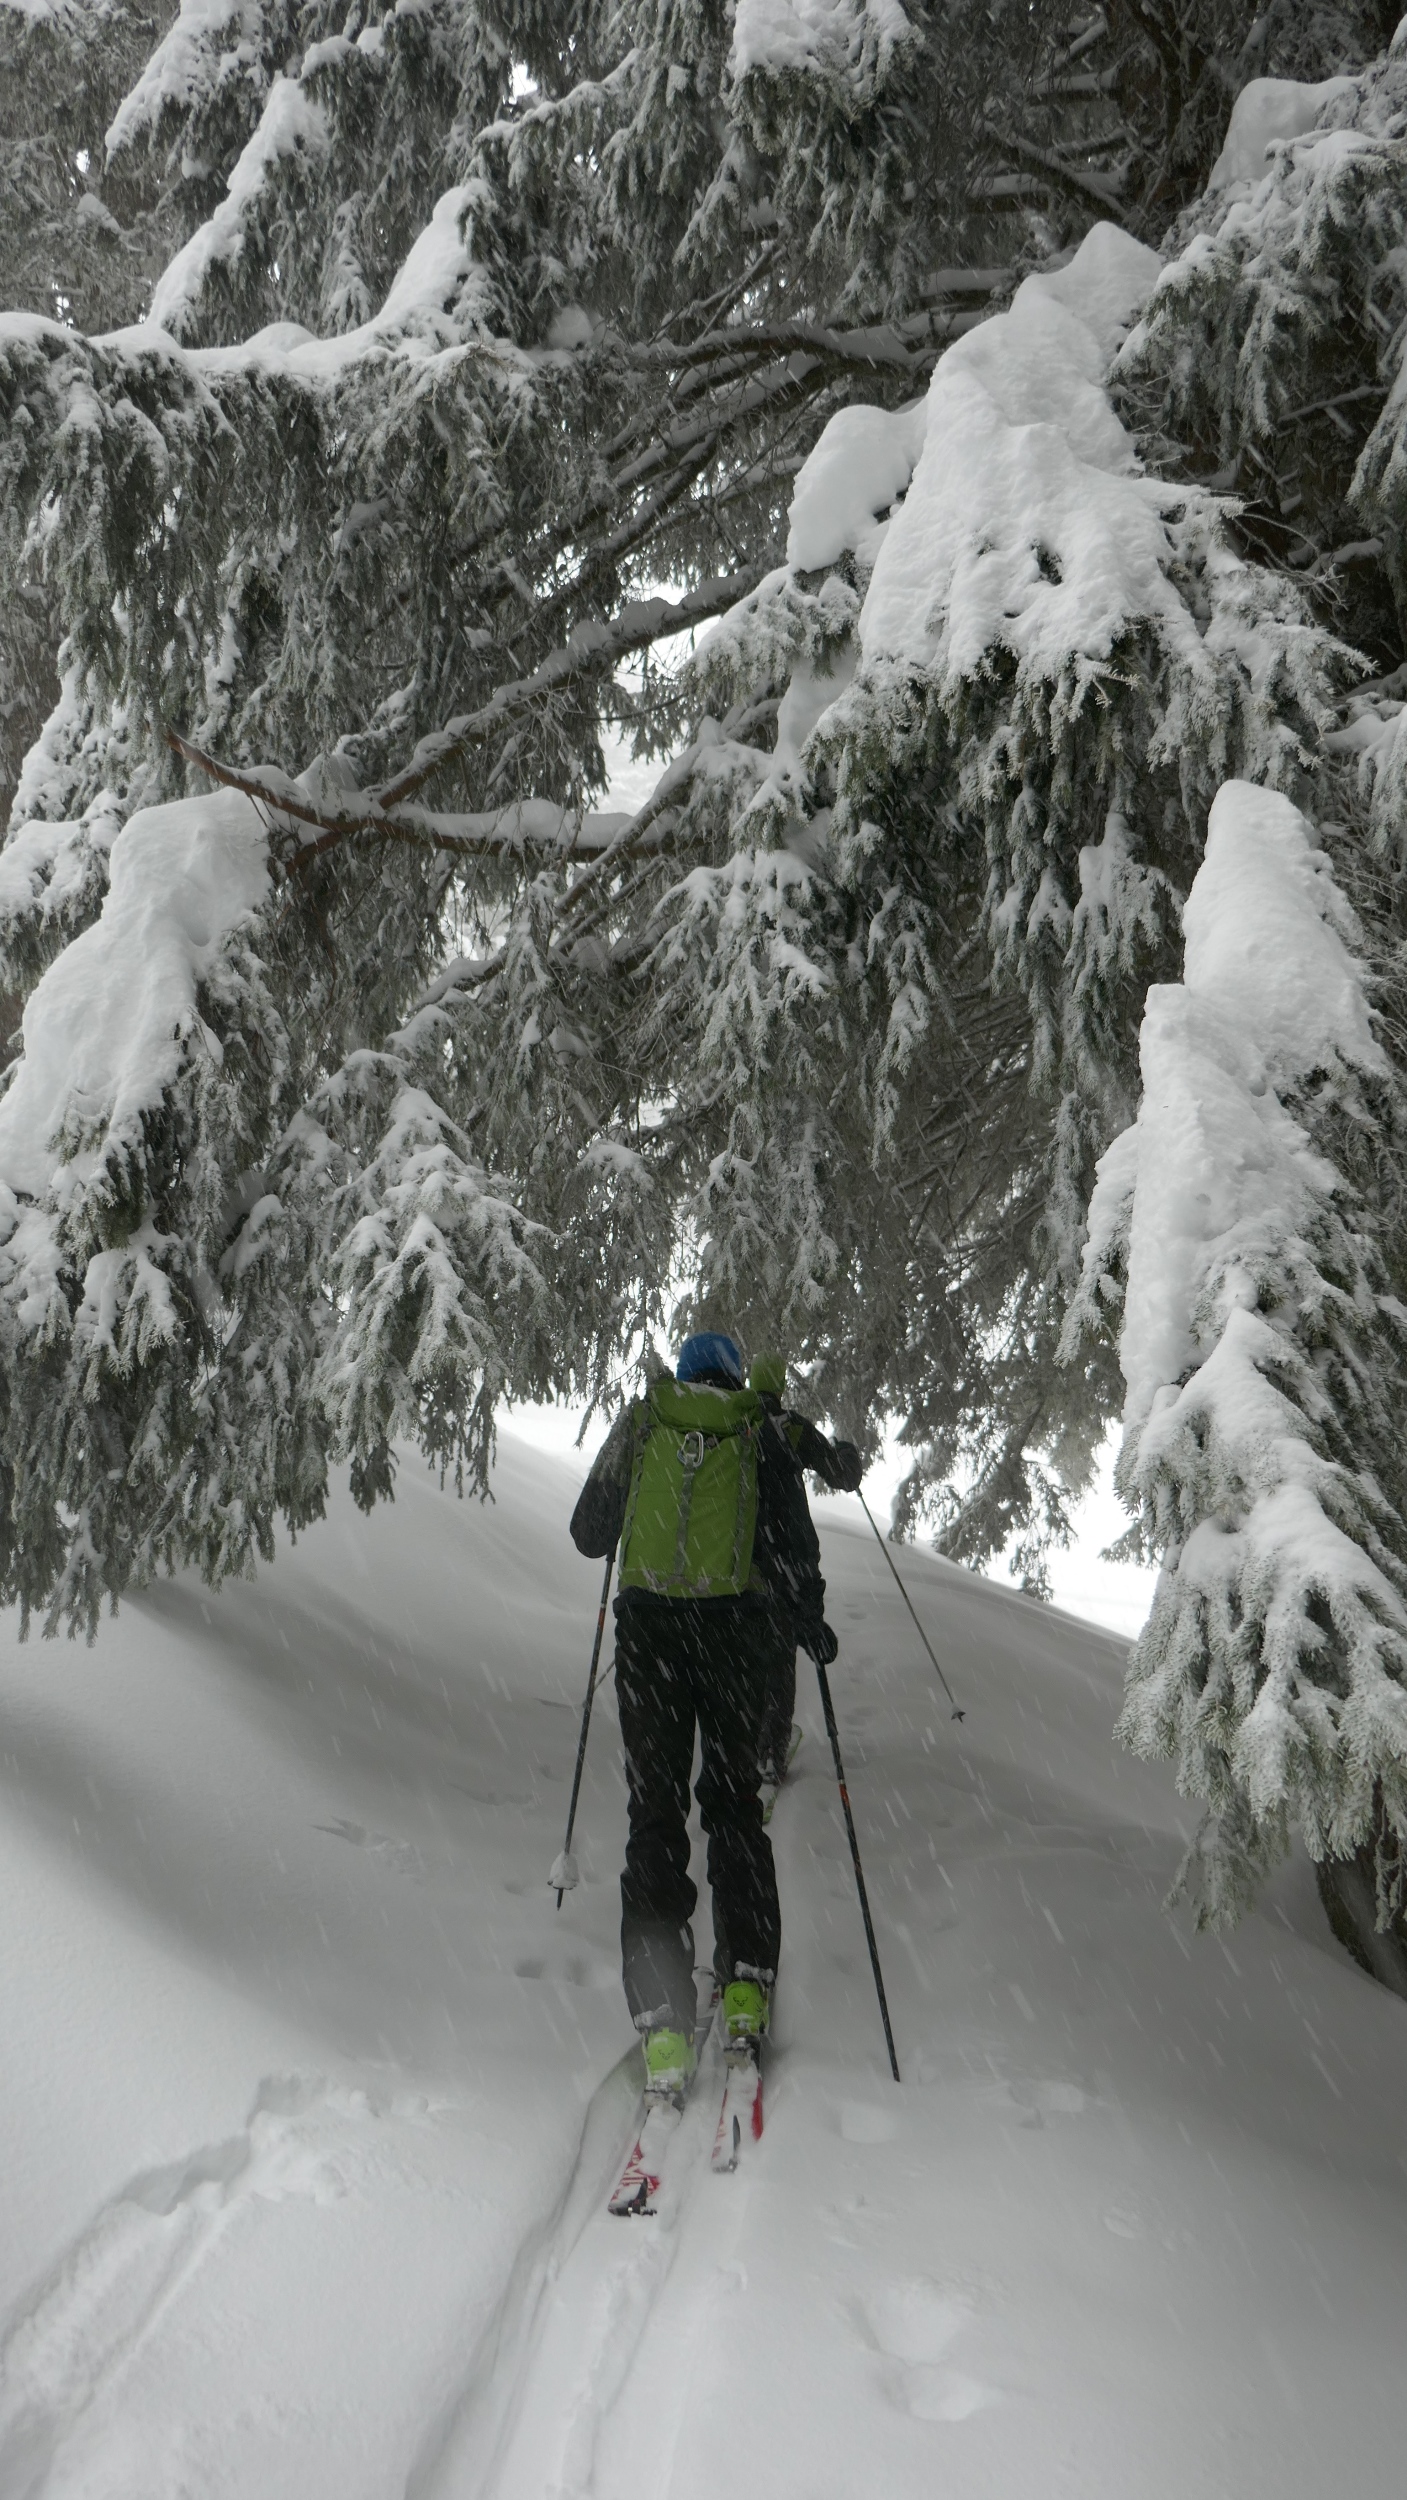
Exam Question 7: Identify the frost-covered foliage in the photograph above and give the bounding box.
[1117,30,1407,825]
[1065,782,1407,1927]
[0,782,581,1633]
[685,218,1347,1569]
[0,787,317,1632]
[3,0,1407,1656]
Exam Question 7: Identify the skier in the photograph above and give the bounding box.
[570,1329,835,2104]
[749,1355,864,1803]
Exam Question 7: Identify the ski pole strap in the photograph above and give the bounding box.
[815,1658,901,2083]
[556,1544,616,1910]
[858,1491,966,1721]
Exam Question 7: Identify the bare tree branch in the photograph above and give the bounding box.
[375,564,774,808]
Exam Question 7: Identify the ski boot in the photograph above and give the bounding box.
[642,2026,697,2105]
[721,1977,769,2064]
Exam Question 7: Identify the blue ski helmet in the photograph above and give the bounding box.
[675,1330,744,1388]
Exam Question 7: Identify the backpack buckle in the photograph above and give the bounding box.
[678,1431,706,1471]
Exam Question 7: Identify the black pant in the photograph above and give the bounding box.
[615,1595,780,2033]
[757,1609,797,1781]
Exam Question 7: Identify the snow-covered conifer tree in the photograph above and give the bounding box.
[1065,781,1407,1963]
[5,0,1407,1976]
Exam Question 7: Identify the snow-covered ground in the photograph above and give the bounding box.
[2,1430,1405,2498]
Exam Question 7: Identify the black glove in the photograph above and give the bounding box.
[800,1616,839,1667]
[832,1440,864,1494]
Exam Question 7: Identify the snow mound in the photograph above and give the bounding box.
[787,400,926,575]
[858,221,1168,681]
[1207,74,1358,191]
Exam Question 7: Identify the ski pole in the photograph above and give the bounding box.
[858,1490,966,1722]
[551,1545,616,1908]
[815,1657,901,2082]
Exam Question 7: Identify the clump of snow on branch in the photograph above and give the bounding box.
[707,215,1335,906]
[1205,74,1358,193]
[729,0,915,87]
[1118,44,1407,553]
[149,76,331,340]
[786,402,925,575]
[1066,780,1407,1927]
[105,0,272,159]
[0,786,271,1225]
[699,226,1184,790]
[0,787,305,1629]
[0,795,120,991]
[858,223,1167,680]
[154,170,497,359]
[0,779,560,1625]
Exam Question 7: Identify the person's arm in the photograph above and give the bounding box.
[568,1407,637,1556]
[760,1414,835,1659]
[788,1412,864,1495]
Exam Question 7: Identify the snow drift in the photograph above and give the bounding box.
[3,1431,1407,2497]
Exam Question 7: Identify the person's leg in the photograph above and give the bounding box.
[614,1602,699,2035]
[756,1613,797,1784]
[692,1603,780,1989]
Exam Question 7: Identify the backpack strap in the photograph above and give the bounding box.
[729,1415,758,1587]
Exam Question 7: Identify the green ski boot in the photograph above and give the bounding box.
[642,2026,696,2103]
[721,1978,769,2058]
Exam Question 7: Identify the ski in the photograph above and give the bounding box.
[608,1976,718,2217]
[608,2094,687,2217]
[710,2044,764,2173]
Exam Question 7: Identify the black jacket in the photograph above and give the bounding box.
[568,1404,640,1562]
[752,1406,824,1642]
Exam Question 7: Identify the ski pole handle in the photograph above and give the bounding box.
[555,1545,616,1910]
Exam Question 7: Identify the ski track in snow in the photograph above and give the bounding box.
[439,2029,735,2500]
[0,2077,433,2498]
[4,1431,1407,2496]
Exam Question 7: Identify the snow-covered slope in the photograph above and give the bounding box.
[1,1434,1405,2497]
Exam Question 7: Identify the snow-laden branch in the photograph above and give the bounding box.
[296,1054,553,1504]
[373,565,775,808]
[631,304,988,377]
[985,125,1132,222]
[165,730,642,864]
[1065,781,1407,1927]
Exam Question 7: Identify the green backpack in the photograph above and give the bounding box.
[618,1379,764,1598]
